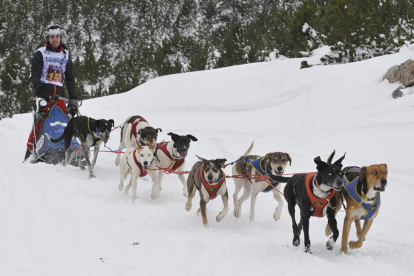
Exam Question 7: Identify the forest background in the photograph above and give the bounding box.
[1,0,413,119]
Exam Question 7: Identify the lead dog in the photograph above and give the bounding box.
[51,116,114,178]
[337,165,388,254]
[284,150,345,253]
[155,132,198,196]
[118,143,160,201]
[233,142,292,222]
[115,115,162,166]
[185,156,228,228]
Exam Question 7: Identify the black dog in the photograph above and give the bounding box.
[51,116,114,178]
[283,150,345,253]
[155,132,198,196]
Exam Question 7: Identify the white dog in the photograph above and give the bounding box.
[118,143,160,201]
[115,115,161,166]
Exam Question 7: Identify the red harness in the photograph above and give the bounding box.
[127,149,148,177]
[128,116,148,139]
[200,165,225,200]
[157,142,185,171]
[305,172,336,217]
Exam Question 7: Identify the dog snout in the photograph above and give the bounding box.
[277,166,283,172]
[207,174,213,181]
[143,161,148,166]
[380,178,387,186]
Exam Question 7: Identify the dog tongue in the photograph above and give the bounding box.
[143,165,149,171]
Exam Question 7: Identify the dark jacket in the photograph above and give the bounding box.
[30,42,77,101]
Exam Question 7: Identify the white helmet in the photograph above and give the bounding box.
[45,24,64,40]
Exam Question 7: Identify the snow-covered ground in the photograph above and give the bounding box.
[1,47,414,276]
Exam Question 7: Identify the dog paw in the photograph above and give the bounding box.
[89,173,96,179]
[326,237,335,250]
[249,214,255,221]
[305,246,312,254]
[340,247,348,254]
[118,184,124,192]
[293,238,300,247]
[216,212,226,222]
[233,208,240,218]
[292,239,300,247]
[273,209,282,221]
[348,241,361,249]
[185,202,192,212]
[203,223,209,229]
[183,189,188,197]
[151,190,159,200]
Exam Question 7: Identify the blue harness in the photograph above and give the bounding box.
[245,156,278,193]
[342,167,380,220]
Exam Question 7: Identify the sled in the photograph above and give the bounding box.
[30,100,81,166]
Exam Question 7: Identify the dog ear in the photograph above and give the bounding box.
[216,158,227,167]
[108,119,115,129]
[186,134,198,142]
[264,153,272,163]
[359,166,369,195]
[137,143,143,150]
[327,150,336,164]
[314,156,327,171]
[196,155,207,162]
[381,163,387,169]
[334,152,346,169]
[167,132,180,142]
[156,128,162,133]
[138,129,147,138]
[359,166,367,181]
[286,153,292,166]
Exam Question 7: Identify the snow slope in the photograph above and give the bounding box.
[1,47,414,276]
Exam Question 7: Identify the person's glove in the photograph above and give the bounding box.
[33,97,49,118]
[67,98,78,117]
[37,90,50,102]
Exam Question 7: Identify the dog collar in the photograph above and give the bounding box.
[156,142,185,172]
[343,170,381,220]
[200,164,225,200]
[130,149,148,177]
[244,156,278,192]
[313,176,331,197]
[306,172,336,217]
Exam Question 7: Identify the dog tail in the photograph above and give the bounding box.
[242,141,254,156]
[50,133,64,144]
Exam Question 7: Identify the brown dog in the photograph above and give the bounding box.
[338,165,388,254]
[185,156,228,228]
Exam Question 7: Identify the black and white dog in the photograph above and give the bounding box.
[283,150,345,253]
[51,116,114,178]
[155,132,198,196]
